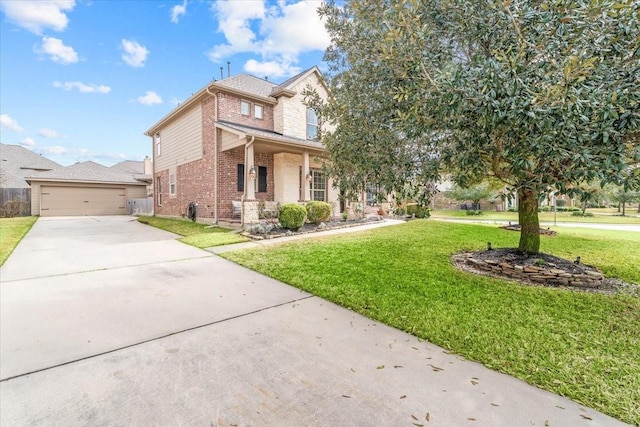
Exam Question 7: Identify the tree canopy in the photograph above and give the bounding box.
[314,0,640,253]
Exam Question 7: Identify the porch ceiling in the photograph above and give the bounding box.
[216,121,325,156]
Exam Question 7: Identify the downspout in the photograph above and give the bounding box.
[206,86,219,224]
[242,136,255,226]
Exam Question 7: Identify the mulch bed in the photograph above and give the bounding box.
[452,248,639,296]
[500,224,557,236]
[244,217,384,240]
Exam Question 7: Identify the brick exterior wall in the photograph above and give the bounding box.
[217,146,274,219]
[216,92,274,131]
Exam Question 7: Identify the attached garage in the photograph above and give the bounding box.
[40,186,126,216]
[26,161,150,217]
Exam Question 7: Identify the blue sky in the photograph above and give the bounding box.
[0,0,330,166]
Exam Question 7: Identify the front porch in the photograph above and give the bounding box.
[216,121,340,227]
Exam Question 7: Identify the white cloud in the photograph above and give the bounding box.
[40,145,68,155]
[207,1,329,78]
[0,114,24,133]
[53,81,111,94]
[244,59,299,79]
[0,0,75,35]
[37,36,79,64]
[171,0,187,23]
[136,91,162,105]
[20,137,36,148]
[38,128,60,138]
[121,39,149,68]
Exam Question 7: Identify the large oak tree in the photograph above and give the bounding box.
[314,0,639,254]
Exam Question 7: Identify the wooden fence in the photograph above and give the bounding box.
[127,197,154,216]
[0,188,31,217]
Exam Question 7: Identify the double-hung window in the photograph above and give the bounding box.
[306,108,318,140]
[310,169,326,201]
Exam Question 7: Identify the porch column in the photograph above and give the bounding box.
[246,142,256,200]
[302,150,311,201]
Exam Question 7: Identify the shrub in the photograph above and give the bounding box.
[572,211,594,217]
[279,203,307,231]
[306,201,332,225]
[465,209,483,216]
[540,206,550,212]
[406,204,430,218]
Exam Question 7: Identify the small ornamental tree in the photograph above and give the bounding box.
[315,0,640,254]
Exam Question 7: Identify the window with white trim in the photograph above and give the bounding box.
[254,104,263,119]
[241,100,250,116]
[169,173,176,196]
[310,169,326,201]
[156,176,162,206]
[155,133,161,156]
[306,108,318,140]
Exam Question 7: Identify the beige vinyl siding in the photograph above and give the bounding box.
[126,185,148,199]
[30,182,42,215]
[156,103,203,170]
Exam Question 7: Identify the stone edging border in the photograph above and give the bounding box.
[452,252,605,288]
[243,218,385,240]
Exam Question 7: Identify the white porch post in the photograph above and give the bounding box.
[246,142,256,200]
[302,150,311,202]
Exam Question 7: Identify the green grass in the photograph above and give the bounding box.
[222,220,640,424]
[138,216,250,248]
[0,216,37,266]
[431,208,640,224]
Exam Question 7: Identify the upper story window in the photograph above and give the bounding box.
[241,100,250,116]
[155,132,161,156]
[306,108,318,140]
[254,104,263,120]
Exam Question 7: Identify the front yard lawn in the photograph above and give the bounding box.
[0,216,37,266]
[222,220,640,424]
[138,216,249,248]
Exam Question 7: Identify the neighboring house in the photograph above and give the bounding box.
[144,66,340,225]
[27,161,150,216]
[0,143,61,216]
[111,157,153,197]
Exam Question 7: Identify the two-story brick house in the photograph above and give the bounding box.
[145,66,340,226]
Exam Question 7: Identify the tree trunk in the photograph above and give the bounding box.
[622,201,626,216]
[517,187,540,254]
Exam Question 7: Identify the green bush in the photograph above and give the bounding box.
[572,211,594,217]
[540,206,551,212]
[508,207,517,212]
[406,204,430,218]
[279,203,307,231]
[465,210,483,216]
[306,201,332,225]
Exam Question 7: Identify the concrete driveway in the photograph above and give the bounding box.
[0,216,627,426]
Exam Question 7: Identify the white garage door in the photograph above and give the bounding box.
[41,186,126,216]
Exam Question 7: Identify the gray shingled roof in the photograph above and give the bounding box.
[217,120,324,150]
[1,143,62,188]
[111,160,144,174]
[26,161,146,185]
[214,74,277,98]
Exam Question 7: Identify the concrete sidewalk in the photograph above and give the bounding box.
[0,216,627,426]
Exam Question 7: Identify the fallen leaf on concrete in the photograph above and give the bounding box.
[411,414,419,421]
[394,365,403,368]
[580,415,593,420]
[377,365,385,369]
[399,395,406,399]
[426,412,430,422]
[342,395,351,398]
[471,380,478,385]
